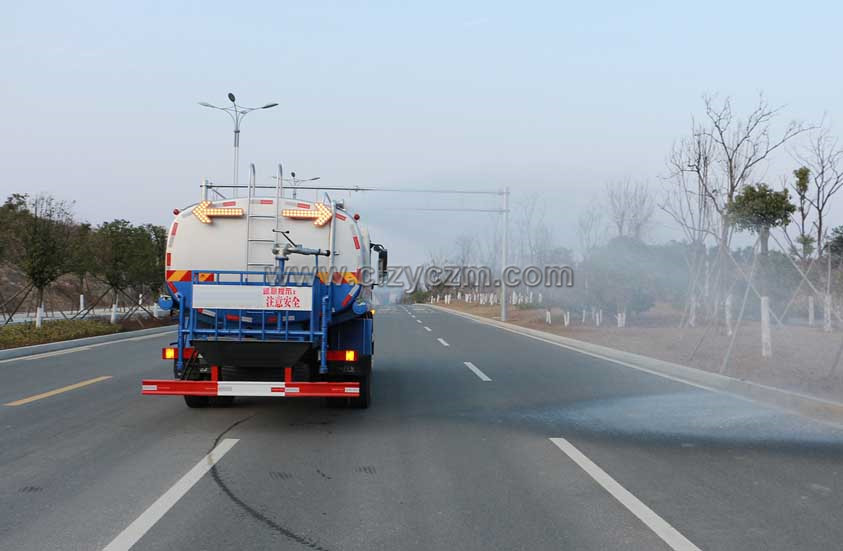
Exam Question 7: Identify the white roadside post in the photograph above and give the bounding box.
[761,297,772,357]
[725,294,733,336]
[110,297,118,324]
[808,295,815,327]
[826,236,833,333]
[825,294,833,332]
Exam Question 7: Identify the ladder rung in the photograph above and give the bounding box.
[248,215,277,219]
[248,239,275,243]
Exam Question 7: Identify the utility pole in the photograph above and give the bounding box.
[500,187,510,322]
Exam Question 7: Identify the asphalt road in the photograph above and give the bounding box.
[2,305,843,550]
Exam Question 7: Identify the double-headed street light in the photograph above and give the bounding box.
[199,93,278,194]
[288,172,321,199]
[271,171,321,199]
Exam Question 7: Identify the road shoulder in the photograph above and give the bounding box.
[0,325,176,362]
[429,304,843,428]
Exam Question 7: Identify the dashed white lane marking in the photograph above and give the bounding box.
[102,438,239,551]
[463,361,491,381]
[437,338,450,347]
[424,326,432,332]
[416,319,422,323]
[549,438,701,551]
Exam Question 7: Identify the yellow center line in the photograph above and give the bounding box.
[4,376,113,406]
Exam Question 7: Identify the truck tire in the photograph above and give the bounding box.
[349,373,371,409]
[184,395,210,408]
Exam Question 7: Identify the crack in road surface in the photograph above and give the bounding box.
[208,413,334,551]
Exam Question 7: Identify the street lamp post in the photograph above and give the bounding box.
[199,93,278,195]
[270,173,321,199]
[288,172,321,199]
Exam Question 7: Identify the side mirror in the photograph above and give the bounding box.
[378,249,388,282]
[371,243,388,284]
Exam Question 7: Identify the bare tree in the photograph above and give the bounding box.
[662,124,717,325]
[698,94,808,323]
[701,94,807,245]
[663,124,717,243]
[452,234,476,267]
[577,197,606,258]
[797,124,843,253]
[606,180,654,240]
[513,195,550,266]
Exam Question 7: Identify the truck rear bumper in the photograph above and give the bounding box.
[142,367,359,398]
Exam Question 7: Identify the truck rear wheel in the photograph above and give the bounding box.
[212,396,235,407]
[184,395,210,408]
[349,373,371,409]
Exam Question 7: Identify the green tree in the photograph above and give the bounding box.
[67,222,95,296]
[727,183,796,296]
[94,219,140,303]
[790,166,815,259]
[9,195,75,322]
[93,220,168,311]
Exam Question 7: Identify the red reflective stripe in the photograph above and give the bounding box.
[170,222,179,236]
[166,252,171,266]
[297,202,310,209]
[353,236,360,249]
[142,380,217,396]
[342,294,352,307]
[260,199,273,204]
[141,380,360,397]
[225,314,239,321]
[335,213,347,221]
[222,200,237,206]
[167,281,177,294]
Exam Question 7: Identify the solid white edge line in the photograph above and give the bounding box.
[550,438,700,551]
[436,307,720,395]
[102,438,239,551]
[463,361,491,381]
[0,330,177,364]
[437,338,450,347]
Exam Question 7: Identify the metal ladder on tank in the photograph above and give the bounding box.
[245,163,284,280]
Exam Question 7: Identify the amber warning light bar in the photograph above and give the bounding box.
[192,200,245,224]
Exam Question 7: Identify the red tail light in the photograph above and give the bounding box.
[161,347,195,360]
[326,350,358,362]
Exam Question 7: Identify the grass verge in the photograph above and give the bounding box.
[0,319,123,349]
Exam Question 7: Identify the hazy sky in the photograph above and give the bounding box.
[3,1,841,265]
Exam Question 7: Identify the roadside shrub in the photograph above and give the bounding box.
[0,320,122,349]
